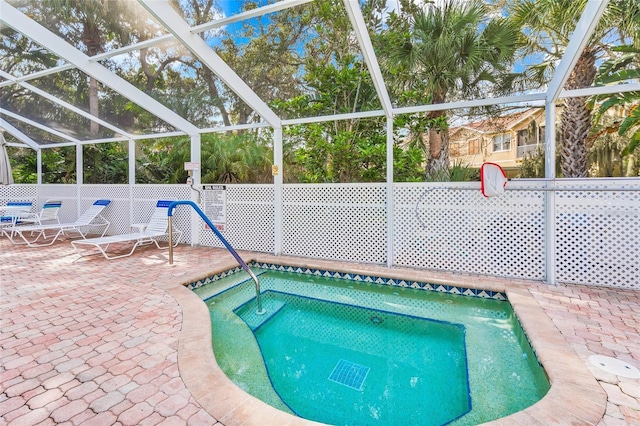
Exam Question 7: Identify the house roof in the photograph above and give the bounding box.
[450,108,543,137]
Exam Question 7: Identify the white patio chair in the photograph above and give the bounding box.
[3,199,111,247]
[71,200,182,260]
[0,201,33,237]
[18,200,62,225]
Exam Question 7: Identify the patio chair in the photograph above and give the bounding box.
[3,199,111,247]
[0,202,34,238]
[18,200,62,226]
[71,200,183,260]
[0,201,33,226]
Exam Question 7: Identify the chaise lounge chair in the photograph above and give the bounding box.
[18,200,62,226]
[71,200,183,260]
[3,199,111,247]
[0,201,33,226]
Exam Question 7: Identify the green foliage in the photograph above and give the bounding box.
[382,0,519,177]
[518,146,546,178]
[590,45,640,157]
[42,147,77,184]
[6,147,37,184]
[426,160,479,182]
[449,161,479,182]
[272,0,422,183]
[286,122,425,183]
[201,133,272,184]
[83,143,128,184]
[136,132,272,184]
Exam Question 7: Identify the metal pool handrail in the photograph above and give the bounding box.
[167,200,265,315]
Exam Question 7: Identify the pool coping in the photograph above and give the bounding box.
[155,253,607,426]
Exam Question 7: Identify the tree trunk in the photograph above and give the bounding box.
[425,110,449,180]
[560,50,597,178]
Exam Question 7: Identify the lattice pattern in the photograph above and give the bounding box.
[198,185,274,252]
[79,185,131,235]
[394,182,546,279]
[5,181,639,289]
[0,184,38,214]
[282,184,387,263]
[555,181,640,289]
[37,184,79,223]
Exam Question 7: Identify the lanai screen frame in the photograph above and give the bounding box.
[2,0,640,285]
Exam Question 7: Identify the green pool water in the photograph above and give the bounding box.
[197,270,550,425]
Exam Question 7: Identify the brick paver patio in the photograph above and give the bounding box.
[1,236,639,425]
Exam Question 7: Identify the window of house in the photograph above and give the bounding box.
[468,138,480,155]
[517,129,532,146]
[450,142,459,157]
[493,133,511,152]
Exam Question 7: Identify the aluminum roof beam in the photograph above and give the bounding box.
[343,0,393,118]
[545,0,610,103]
[191,0,314,34]
[1,2,200,136]
[0,0,313,92]
[0,118,40,150]
[0,108,80,144]
[0,71,132,139]
[138,0,281,127]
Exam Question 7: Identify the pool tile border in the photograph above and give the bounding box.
[187,261,508,301]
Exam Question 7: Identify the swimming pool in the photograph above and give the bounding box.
[191,264,550,425]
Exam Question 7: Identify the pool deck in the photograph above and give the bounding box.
[1,236,639,425]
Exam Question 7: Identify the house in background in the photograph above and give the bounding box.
[449,108,546,177]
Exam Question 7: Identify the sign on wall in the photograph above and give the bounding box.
[202,185,226,231]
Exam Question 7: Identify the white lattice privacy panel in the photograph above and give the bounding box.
[282,184,387,263]
[394,182,546,279]
[37,184,79,223]
[6,180,640,290]
[198,185,274,252]
[79,185,131,235]
[555,180,640,289]
[132,185,192,244]
[0,184,38,214]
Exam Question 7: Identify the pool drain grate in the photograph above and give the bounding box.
[328,359,370,390]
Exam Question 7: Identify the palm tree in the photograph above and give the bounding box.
[386,0,518,178]
[510,0,640,177]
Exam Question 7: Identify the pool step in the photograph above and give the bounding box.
[242,298,286,330]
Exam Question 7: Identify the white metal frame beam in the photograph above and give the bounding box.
[545,0,610,103]
[343,0,393,117]
[0,108,80,143]
[0,71,132,139]
[0,64,75,89]
[1,2,200,136]
[0,0,313,90]
[192,0,314,34]
[542,0,609,286]
[138,0,281,126]
[0,118,40,150]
